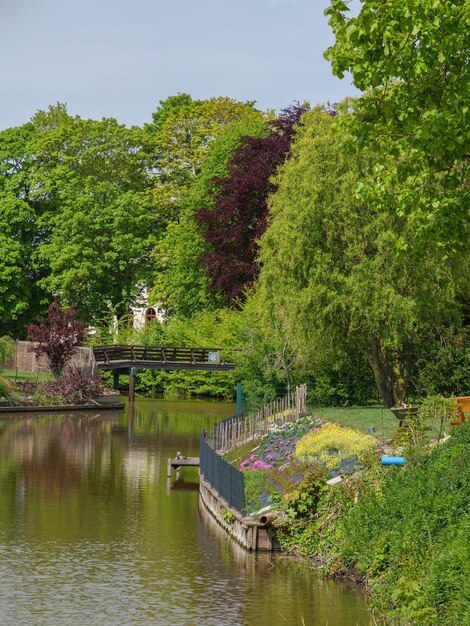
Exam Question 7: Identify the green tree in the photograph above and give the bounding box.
[254,108,461,407]
[324,0,470,250]
[29,105,158,322]
[145,93,198,135]
[144,96,261,228]
[151,111,268,318]
[0,123,48,336]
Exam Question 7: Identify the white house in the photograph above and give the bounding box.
[129,285,165,330]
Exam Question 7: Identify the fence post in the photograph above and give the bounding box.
[236,383,244,416]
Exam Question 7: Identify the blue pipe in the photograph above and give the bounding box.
[381,456,406,465]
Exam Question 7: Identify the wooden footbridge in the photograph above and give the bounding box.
[93,345,235,371]
[92,345,236,401]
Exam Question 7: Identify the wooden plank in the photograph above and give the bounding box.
[169,456,200,467]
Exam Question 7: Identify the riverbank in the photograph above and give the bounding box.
[233,419,470,625]
[0,401,125,414]
[0,366,122,412]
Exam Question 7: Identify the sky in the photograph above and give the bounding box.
[1,0,359,130]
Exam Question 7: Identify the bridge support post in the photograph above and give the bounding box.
[113,370,120,391]
[129,367,137,403]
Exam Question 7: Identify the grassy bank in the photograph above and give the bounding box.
[227,407,469,625]
[312,405,398,438]
[271,423,470,625]
[0,368,53,383]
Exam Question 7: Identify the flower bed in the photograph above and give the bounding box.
[239,416,321,470]
[237,417,378,513]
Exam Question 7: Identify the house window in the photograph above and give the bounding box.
[145,307,157,323]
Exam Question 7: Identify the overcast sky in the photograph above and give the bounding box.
[1,0,359,130]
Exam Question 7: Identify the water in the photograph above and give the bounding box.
[0,398,371,625]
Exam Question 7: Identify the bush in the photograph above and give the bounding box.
[422,513,470,625]
[418,395,459,441]
[307,351,377,407]
[27,303,85,377]
[415,326,470,397]
[135,368,235,399]
[282,468,326,521]
[0,336,14,365]
[0,375,13,399]
[20,367,105,405]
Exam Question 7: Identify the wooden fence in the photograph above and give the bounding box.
[214,384,308,452]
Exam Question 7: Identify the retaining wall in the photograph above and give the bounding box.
[199,474,274,551]
[2,341,96,376]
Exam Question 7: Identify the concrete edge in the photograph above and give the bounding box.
[0,403,125,414]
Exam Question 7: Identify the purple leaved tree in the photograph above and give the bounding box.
[27,303,86,377]
[197,103,307,304]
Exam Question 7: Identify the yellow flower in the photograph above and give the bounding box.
[295,422,376,470]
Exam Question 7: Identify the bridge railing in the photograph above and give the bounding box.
[214,384,308,452]
[93,344,232,367]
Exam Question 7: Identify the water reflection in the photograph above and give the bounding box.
[0,399,371,625]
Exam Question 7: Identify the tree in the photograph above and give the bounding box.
[197,104,307,304]
[0,123,48,336]
[151,112,268,317]
[145,93,197,136]
[324,0,470,250]
[253,108,462,407]
[29,105,158,322]
[27,303,86,376]
[144,96,260,222]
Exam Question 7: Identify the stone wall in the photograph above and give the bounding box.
[1,341,96,376]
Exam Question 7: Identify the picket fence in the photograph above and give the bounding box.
[213,383,307,452]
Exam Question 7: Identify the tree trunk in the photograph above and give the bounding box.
[393,363,407,405]
[368,339,395,408]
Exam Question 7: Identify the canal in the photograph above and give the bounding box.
[0,398,371,625]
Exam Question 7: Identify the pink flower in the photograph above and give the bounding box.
[252,460,273,470]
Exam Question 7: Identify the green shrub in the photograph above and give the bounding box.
[415,326,470,398]
[282,468,326,521]
[419,395,459,441]
[422,513,470,625]
[0,375,13,399]
[307,351,377,407]
[0,336,14,365]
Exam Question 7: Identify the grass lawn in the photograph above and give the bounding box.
[311,404,399,439]
[0,368,53,383]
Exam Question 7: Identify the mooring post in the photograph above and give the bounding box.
[113,369,120,391]
[129,367,136,403]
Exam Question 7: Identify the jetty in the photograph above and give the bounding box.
[167,452,200,478]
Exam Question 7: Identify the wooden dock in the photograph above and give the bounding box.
[167,452,200,478]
